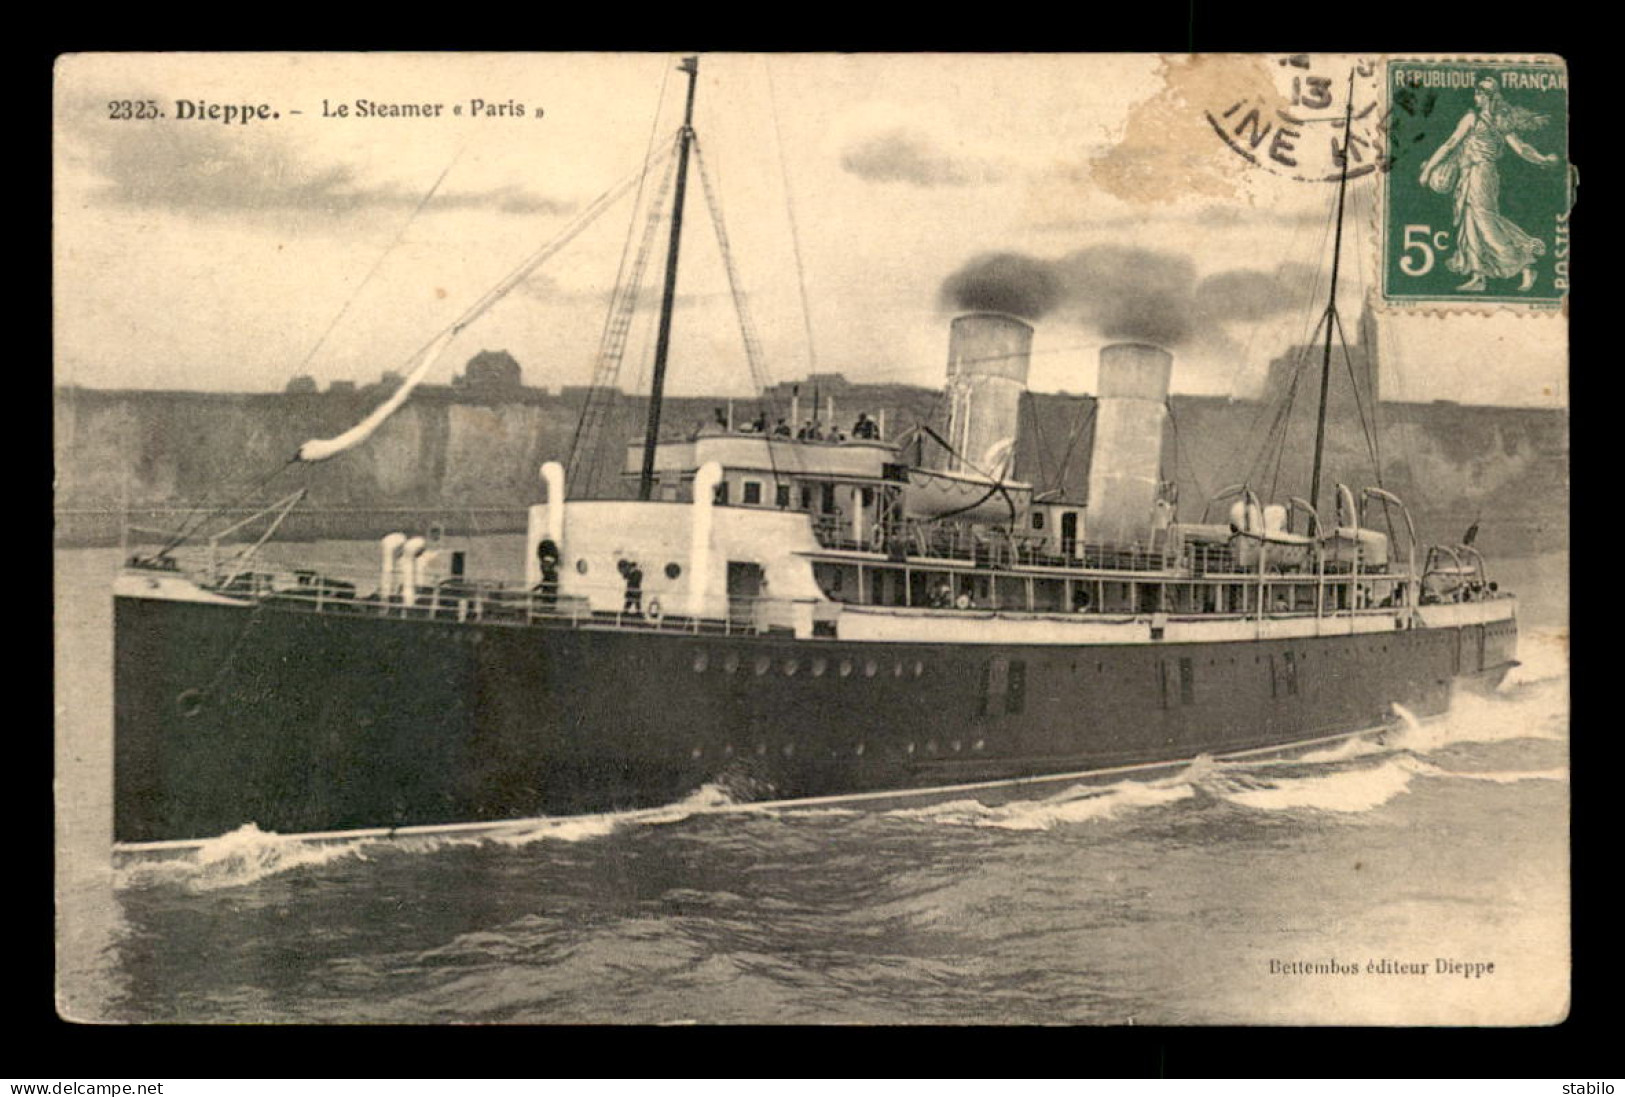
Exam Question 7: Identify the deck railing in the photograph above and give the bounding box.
[138,559,815,638]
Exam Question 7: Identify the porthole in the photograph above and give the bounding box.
[912,661,924,678]
[754,656,771,676]
[973,739,985,752]
[782,743,795,758]
[925,739,938,754]
[906,742,916,755]
[690,747,703,760]
[723,653,740,674]
[693,652,709,673]
[176,689,204,718]
[723,744,734,757]
[575,558,590,574]
[665,562,682,579]
[893,662,904,678]
[783,659,799,676]
[854,742,865,756]
[811,657,828,677]
[863,659,878,678]
[950,740,962,753]
[839,659,853,678]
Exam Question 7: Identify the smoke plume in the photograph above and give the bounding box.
[939,253,1062,320]
[941,246,1316,346]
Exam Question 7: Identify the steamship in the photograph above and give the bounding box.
[111,59,1518,849]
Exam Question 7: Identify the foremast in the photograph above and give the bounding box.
[638,55,700,501]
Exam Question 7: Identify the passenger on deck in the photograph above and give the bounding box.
[749,413,767,433]
[929,580,952,608]
[955,591,974,610]
[829,425,847,443]
[535,539,561,610]
[713,407,728,430]
[619,559,644,616]
[773,418,792,437]
[852,412,879,440]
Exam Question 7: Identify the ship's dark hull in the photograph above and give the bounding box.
[113,595,1517,844]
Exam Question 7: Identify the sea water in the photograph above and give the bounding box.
[54,542,1570,1025]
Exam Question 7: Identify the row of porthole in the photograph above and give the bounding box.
[574,559,685,579]
[692,652,925,679]
[685,738,987,760]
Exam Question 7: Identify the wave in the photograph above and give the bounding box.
[1208,757,1421,813]
[115,782,747,892]
[882,774,1196,831]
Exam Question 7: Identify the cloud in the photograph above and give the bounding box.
[66,91,573,220]
[839,127,1004,187]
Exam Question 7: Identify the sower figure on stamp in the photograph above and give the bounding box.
[1419,78,1560,292]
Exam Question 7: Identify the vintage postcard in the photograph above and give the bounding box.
[55,52,1569,1026]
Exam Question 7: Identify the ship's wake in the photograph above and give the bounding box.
[868,660,1567,832]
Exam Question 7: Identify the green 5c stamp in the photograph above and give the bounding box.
[1384,58,1570,306]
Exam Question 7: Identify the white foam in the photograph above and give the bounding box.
[1214,758,1420,813]
[116,782,748,890]
[884,777,1195,831]
[116,823,384,891]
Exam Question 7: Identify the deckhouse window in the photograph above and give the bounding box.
[775,484,791,508]
[742,481,762,505]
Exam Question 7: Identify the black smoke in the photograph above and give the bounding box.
[941,246,1316,346]
[939,253,1062,320]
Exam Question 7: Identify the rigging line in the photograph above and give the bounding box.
[691,139,778,404]
[161,156,467,557]
[1335,299,1397,544]
[1345,185,1387,488]
[566,144,681,488]
[1051,398,1096,500]
[1164,399,1210,509]
[583,64,676,395]
[1219,198,1338,488]
[765,59,820,381]
[294,150,464,379]
[1024,394,1052,494]
[1256,318,1316,499]
[177,142,674,548]
[451,138,677,337]
[159,457,300,555]
[1333,307,1381,485]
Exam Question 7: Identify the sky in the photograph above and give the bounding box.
[53,52,1567,407]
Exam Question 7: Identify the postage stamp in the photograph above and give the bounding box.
[1382,57,1570,308]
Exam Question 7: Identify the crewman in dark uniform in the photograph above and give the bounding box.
[622,559,644,616]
